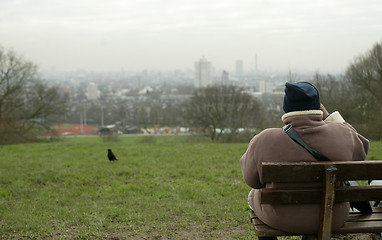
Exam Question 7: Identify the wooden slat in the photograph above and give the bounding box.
[348,214,382,222]
[250,212,295,237]
[334,221,382,233]
[250,208,382,236]
[260,161,382,183]
[254,224,295,237]
[250,212,264,226]
[260,186,382,204]
[335,186,382,202]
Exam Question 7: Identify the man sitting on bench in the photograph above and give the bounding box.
[240,82,369,240]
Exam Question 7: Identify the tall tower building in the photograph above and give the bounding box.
[255,54,258,72]
[87,82,99,100]
[194,57,212,88]
[221,70,229,85]
[259,80,272,93]
[133,76,142,90]
[236,60,243,77]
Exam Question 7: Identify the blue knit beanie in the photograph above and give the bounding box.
[283,82,320,113]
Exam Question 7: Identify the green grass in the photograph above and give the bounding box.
[0,135,252,239]
[0,136,380,239]
[366,141,382,160]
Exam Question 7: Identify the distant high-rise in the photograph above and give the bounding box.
[255,54,258,72]
[221,70,229,85]
[87,82,99,100]
[259,80,272,93]
[194,57,212,88]
[236,60,243,77]
[133,76,142,90]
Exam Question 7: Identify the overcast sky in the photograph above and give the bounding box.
[1,0,382,73]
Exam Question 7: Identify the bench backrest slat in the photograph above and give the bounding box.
[260,161,382,183]
[260,186,382,204]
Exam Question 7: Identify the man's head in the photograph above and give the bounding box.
[283,81,320,113]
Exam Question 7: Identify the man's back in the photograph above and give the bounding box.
[241,112,369,233]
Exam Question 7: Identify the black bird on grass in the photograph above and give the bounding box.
[107,149,118,162]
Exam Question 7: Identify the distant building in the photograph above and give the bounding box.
[236,60,243,77]
[87,82,99,100]
[255,54,258,72]
[133,76,142,90]
[221,70,229,85]
[58,87,71,100]
[259,80,272,93]
[139,85,153,95]
[194,57,212,88]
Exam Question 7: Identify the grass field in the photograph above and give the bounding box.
[0,136,380,240]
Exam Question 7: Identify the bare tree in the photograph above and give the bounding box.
[312,73,351,116]
[184,85,261,141]
[0,46,67,144]
[346,41,382,101]
[345,40,382,139]
[258,93,284,129]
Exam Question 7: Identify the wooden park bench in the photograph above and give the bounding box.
[249,161,382,240]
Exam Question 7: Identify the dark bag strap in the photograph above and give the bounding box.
[282,124,330,162]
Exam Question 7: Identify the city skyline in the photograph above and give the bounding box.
[1,0,382,73]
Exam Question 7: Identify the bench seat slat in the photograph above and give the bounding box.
[254,224,295,237]
[348,214,382,222]
[250,207,382,237]
[250,212,294,237]
[251,217,266,226]
[335,221,382,233]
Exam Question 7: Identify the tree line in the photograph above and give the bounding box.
[1,40,382,144]
[0,46,67,144]
[314,40,382,140]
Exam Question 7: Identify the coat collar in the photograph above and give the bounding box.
[281,110,323,122]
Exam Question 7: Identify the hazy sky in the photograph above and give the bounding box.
[1,0,382,73]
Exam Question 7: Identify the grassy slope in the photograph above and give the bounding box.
[0,136,380,239]
[0,136,252,239]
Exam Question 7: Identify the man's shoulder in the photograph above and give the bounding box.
[255,127,286,141]
[260,127,284,134]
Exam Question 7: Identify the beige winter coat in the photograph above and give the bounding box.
[240,110,369,234]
